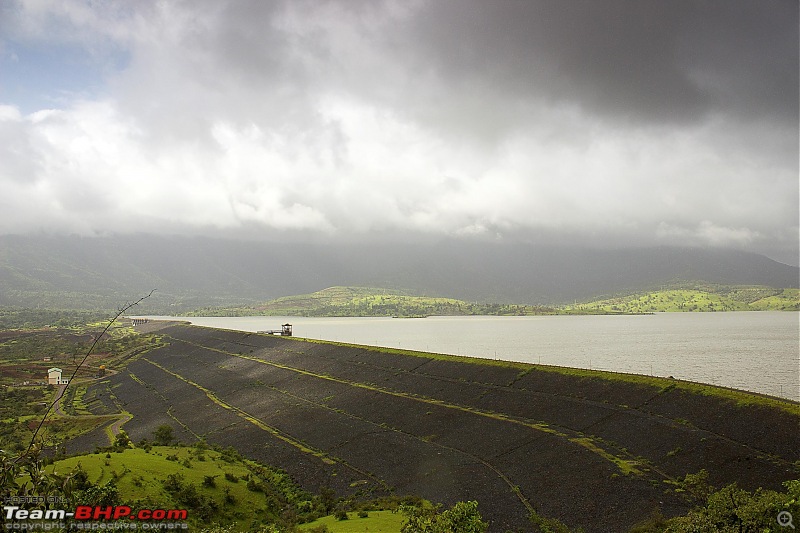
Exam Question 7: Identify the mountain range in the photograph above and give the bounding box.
[0,234,797,312]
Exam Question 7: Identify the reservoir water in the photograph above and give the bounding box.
[144,312,799,401]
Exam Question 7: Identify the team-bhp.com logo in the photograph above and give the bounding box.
[74,507,187,521]
[4,505,188,530]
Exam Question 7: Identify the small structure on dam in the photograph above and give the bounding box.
[258,323,292,336]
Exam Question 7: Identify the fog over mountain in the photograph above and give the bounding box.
[0,234,796,311]
[0,1,797,268]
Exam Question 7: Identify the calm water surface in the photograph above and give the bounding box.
[144,312,799,401]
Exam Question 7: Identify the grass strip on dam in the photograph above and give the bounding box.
[168,335,647,478]
[142,356,391,492]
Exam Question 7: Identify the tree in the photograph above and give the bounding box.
[153,424,174,445]
[401,501,488,533]
[665,480,800,532]
[113,430,131,450]
[630,472,800,533]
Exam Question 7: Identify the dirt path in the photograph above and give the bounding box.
[108,413,132,436]
[52,384,67,416]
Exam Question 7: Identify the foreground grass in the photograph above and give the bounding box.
[51,446,255,501]
[298,511,404,532]
[47,445,312,529]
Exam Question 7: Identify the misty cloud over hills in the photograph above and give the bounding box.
[0,235,796,311]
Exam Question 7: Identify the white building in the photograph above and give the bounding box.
[47,368,68,385]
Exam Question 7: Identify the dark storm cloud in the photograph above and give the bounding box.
[0,0,797,264]
[393,0,797,125]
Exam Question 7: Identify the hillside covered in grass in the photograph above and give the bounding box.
[49,444,314,529]
[570,286,799,313]
[186,286,560,317]
[186,284,799,317]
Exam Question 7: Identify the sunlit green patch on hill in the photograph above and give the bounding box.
[187,286,558,317]
[569,285,799,313]
[47,444,316,529]
[186,284,798,317]
[297,510,404,532]
[748,288,800,310]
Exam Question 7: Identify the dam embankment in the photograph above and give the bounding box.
[92,322,799,532]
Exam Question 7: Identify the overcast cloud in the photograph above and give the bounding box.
[0,0,797,264]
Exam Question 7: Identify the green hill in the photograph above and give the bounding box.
[43,444,429,532]
[47,445,314,529]
[187,284,799,317]
[186,286,557,317]
[2,234,797,312]
[570,286,799,313]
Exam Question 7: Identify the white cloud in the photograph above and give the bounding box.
[657,221,762,248]
[0,0,796,264]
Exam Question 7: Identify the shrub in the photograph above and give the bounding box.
[113,431,131,450]
[162,473,185,493]
[152,425,174,445]
[247,478,264,492]
[401,500,488,533]
[174,483,218,520]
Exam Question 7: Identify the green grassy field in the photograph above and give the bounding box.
[185,284,798,317]
[298,510,404,532]
[42,444,418,531]
[48,445,314,529]
[569,286,799,313]
[747,288,800,310]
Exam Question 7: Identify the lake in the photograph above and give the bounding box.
[142,312,799,401]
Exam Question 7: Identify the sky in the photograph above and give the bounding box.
[0,0,797,265]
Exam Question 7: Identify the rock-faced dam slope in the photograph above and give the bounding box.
[99,322,799,532]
